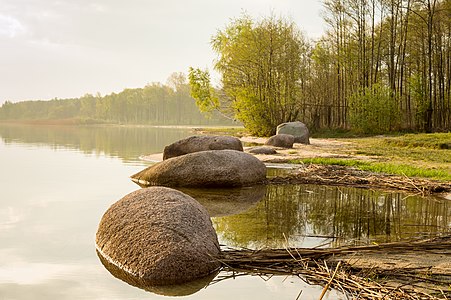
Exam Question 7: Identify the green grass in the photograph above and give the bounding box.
[291,157,451,181]
[382,133,451,149]
[347,133,451,164]
[195,128,451,181]
[333,133,451,181]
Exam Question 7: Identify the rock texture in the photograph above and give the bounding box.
[163,135,243,160]
[131,150,267,188]
[96,187,221,286]
[276,121,310,144]
[265,134,295,148]
[247,146,278,155]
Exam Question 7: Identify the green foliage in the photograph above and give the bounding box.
[187,67,219,114]
[409,74,429,130]
[196,14,308,136]
[348,84,400,134]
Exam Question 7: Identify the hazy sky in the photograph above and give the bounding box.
[0,0,326,103]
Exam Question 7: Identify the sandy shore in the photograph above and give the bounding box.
[140,136,370,164]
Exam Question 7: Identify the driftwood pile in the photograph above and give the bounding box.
[215,235,451,299]
[267,164,451,196]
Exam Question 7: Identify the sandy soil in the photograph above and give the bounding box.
[142,137,362,163]
[241,136,363,162]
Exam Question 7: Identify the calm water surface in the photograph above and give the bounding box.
[0,124,449,299]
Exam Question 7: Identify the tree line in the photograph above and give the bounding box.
[0,73,233,126]
[1,1,449,135]
[190,0,450,135]
[315,0,451,133]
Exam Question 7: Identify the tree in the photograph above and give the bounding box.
[190,14,309,136]
[348,84,400,133]
[166,72,187,92]
[187,67,220,114]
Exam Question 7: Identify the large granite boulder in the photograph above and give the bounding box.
[96,187,221,286]
[131,150,266,188]
[265,134,295,148]
[163,135,243,160]
[276,121,310,144]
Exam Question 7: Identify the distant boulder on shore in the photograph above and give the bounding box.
[265,134,295,148]
[276,121,310,144]
[247,146,278,155]
[96,187,221,286]
[131,150,266,188]
[163,135,243,160]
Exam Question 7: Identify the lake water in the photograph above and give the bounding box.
[0,124,449,300]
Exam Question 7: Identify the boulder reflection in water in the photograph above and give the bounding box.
[97,251,218,297]
[179,185,267,217]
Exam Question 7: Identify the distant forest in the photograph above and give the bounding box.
[1,0,450,134]
[0,78,235,126]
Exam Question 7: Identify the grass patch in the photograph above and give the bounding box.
[382,133,451,149]
[346,134,451,164]
[291,158,451,181]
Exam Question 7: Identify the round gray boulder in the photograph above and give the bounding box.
[163,135,243,160]
[131,150,266,188]
[96,187,221,286]
[247,146,278,155]
[276,121,310,144]
[265,134,295,148]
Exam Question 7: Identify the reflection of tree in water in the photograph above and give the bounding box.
[213,185,450,249]
[312,188,450,246]
[214,185,305,249]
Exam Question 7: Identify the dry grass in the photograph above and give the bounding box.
[214,235,451,299]
[267,164,451,196]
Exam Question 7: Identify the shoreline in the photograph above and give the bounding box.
[139,138,451,198]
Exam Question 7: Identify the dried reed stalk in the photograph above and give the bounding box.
[267,164,451,196]
[214,235,451,300]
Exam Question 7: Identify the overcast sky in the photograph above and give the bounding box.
[0,0,326,103]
